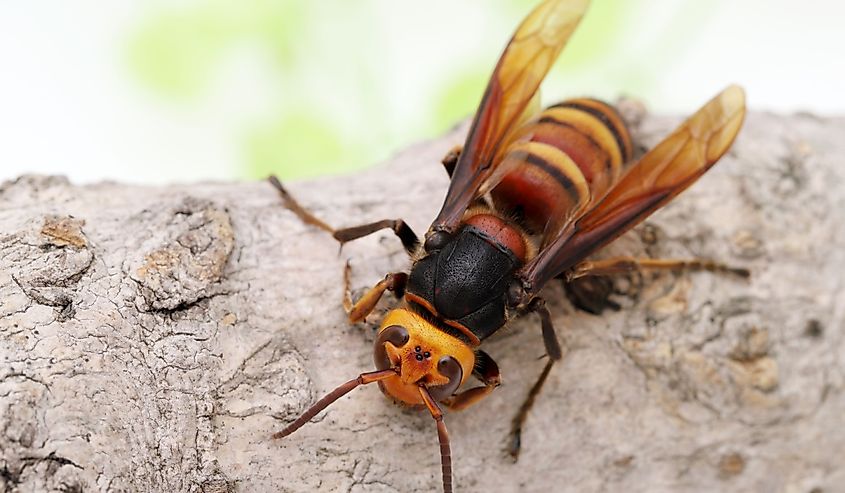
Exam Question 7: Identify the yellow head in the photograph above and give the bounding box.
[373,308,475,405]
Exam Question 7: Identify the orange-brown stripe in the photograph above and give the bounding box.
[579,98,633,162]
[491,141,590,235]
[534,116,612,182]
[552,99,632,163]
[541,106,624,178]
[523,151,584,206]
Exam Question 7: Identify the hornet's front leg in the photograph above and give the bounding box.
[268,176,420,255]
[443,350,501,411]
[507,297,563,461]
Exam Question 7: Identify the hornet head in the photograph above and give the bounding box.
[373,308,475,406]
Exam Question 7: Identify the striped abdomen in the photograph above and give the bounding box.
[490,98,633,241]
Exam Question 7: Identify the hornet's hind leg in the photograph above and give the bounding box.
[562,257,750,315]
[562,275,621,315]
[569,257,750,280]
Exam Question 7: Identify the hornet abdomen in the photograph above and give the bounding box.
[491,98,633,238]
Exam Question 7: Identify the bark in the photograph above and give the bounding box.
[1,109,844,493]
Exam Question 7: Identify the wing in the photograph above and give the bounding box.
[519,85,747,295]
[429,0,590,235]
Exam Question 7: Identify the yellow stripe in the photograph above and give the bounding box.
[566,98,633,162]
[543,106,625,178]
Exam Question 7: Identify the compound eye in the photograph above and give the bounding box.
[427,356,463,401]
[373,325,409,371]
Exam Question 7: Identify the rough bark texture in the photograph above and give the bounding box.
[1,109,843,493]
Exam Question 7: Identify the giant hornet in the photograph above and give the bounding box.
[269,0,747,491]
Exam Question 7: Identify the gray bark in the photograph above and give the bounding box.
[1,109,843,493]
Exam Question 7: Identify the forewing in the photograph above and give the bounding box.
[520,85,746,294]
[431,0,590,234]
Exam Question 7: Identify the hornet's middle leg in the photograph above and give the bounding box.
[507,297,563,461]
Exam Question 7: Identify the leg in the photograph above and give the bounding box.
[507,297,563,461]
[441,145,462,178]
[507,360,554,461]
[443,350,501,411]
[343,262,407,323]
[568,256,750,280]
[439,145,488,210]
[563,275,621,315]
[333,219,419,254]
[268,175,420,254]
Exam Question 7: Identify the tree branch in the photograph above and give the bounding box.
[1,111,844,492]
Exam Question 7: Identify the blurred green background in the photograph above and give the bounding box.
[1,0,842,184]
